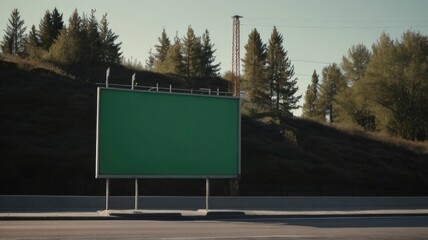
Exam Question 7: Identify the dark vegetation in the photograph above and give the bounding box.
[1,57,428,196]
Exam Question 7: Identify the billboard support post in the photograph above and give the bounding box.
[134,178,138,210]
[105,178,109,211]
[131,73,136,90]
[106,68,110,88]
[206,178,210,211]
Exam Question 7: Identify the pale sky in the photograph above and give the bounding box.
[1,0,428,115]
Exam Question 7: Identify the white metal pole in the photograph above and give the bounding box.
[206,178,210,211]
[131,73,136,90]
[217,88,219,96]
[106,178,109,211]
[134,178,138,210]
[169,84,172,93]
[156,83,159,92]
[106,67,110,88]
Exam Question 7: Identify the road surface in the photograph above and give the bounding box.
[1,215,428,239]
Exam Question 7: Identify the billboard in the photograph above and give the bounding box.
[96,87,240,178]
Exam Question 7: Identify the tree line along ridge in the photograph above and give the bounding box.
[1,8,427,141]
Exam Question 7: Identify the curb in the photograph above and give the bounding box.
[1,211,428,221]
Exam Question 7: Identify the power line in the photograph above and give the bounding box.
[241,16,428,29]
[295,73,312,77]
[243,16,428,24]
[242,23,428,30]
[291,59,333,64]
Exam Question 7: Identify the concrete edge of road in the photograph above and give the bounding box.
[1,209,428,221]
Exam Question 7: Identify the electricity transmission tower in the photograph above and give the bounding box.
[232,15,242,97]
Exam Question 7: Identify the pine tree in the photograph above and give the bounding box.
[154,29,171,72]
[318,63,346,123]
[48,9,82,64]
[68,9,82,37]
[155,29,170,63]
[182,26,203,77]
[267,26,300,116]
[242,28,270,111]
[201,29,220,77]
[38,10,53,50]
[48,9,88,64]
[302,70,320,118]
[51,8,64,41]
[85,9,101,62]
[27,25,40,46]
[48,28,71,64]
[99,13,122,63]
[145,48,156,70]
[163,34,184,74]
[25,25,42,58]
[80,12,89,61]
[39,8,64,51]
[1,9,27,56]
[67,9,84,63]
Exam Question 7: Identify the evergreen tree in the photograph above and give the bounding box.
[123,56,143,70]
[155,29,170,63]
[222,71,234,81]
[48,28,71,64]
[145,48,155,70]
[85,9,101,62]
[163,34,184,74]
[48,9,89,64]
[80,12,89,61]
[318,63,346,123]
[27,25,40,47]
[266,26,300,115]
[38,10,53,50]
[67,9,84,62]
[99,13,122,63]
[26,25,42,58]
[201,29,220,77]
[39,8,63,51]
[1,9,27,56]
[302,70,320,118]
[154,29,171,72]
[182,26,203,77]
[48,9,82,64]
[51,8,64,40]
[242,28,270,111]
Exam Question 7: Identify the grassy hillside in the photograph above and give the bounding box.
[1,57,428,196]
[241,117,428,195]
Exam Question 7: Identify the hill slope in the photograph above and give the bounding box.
[1,59,428,196]
[241,117,428,195]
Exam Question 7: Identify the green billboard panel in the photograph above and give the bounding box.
[96,88,240,178]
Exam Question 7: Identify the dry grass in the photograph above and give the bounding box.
[0,54,73,79]
[367,131,428,154]
[330,122,428,154]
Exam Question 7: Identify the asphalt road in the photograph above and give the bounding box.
[1,215,428,239]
